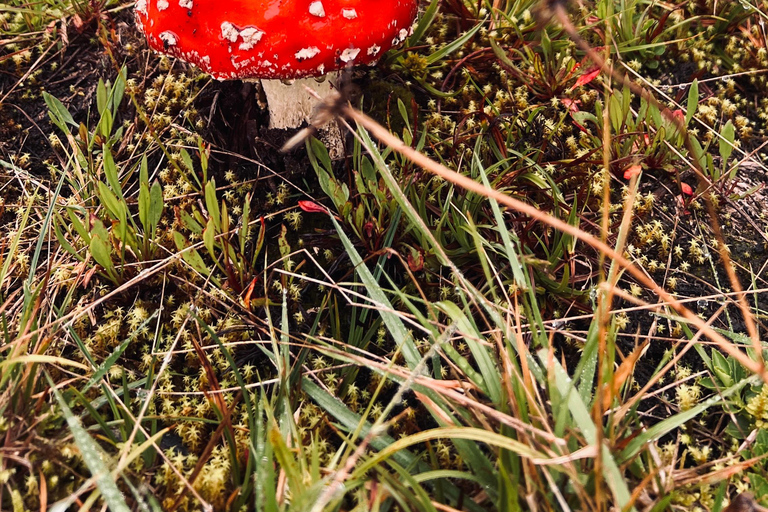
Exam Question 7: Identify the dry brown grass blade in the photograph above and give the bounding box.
[601,338,649,411]
[340,104,767,383]
[538,0,762,366]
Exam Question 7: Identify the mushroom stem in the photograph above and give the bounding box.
[258,76,333,130]
[257,76,344,158]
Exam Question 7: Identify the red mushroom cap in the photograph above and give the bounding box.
[135,0,419,80]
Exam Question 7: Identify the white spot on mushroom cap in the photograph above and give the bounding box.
[239,27,265,50]
[340,47,360,63]
[392,28,409,46]
[157,0,169,10]
[159,31,177,46]
[135,0,147,15]
[221,21,239,42]
[367,44,381,56]
[295,47,320,60]
[309,1,325,17]
[342,8,357,19]
[179,0,192,8]
[231,56,253,69]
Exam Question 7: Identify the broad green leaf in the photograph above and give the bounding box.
[99,107,113,138]
[180,148,195,173]
[173,231,212,278]
[112,67,126,111]
[68,209,90,242]
[711,349,733,387]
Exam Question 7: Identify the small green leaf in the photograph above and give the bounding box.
[685,79,698,125]
[102,148,123,199]
[99,105,113,138]
[112,67,126,111]
[203,217,216,258]
[97,181,125,221]
[139,155,149,185]
[90,233,117,280]
[54,223,84,261]
[149,181,164,233]
[240,195,251,255]
[179,210,203,234]
[43,92,76,130]
[173,231,212,277]
[711,350,733,387]
[719,120,736,177]
[278,224,290,260]
[96,78,107,114]
[138,182,150,231]
[68,209,90,242]
[205,179,221,230]
[180,148,195,173]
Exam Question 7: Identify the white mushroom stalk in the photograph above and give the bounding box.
[257,76,344,157]
[256,76,335,130]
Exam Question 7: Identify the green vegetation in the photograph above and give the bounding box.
[1,0,768,510]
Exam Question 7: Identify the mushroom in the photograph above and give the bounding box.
[135,0,418,150]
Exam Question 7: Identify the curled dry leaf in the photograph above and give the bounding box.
[623,164,642,180]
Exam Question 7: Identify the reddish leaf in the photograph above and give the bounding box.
[574,66,601,88]
[407,250,424,272]
[681,182,694,196]
[298,200,328,214]
[242,277,258,308]
[623,164,642,180]
[561,98,580,113]
[364,222,375,238]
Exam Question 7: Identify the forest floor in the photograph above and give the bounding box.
[2,0,768,511]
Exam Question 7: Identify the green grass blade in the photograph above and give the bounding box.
[46,373,131,512]
[537,349,634,510]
